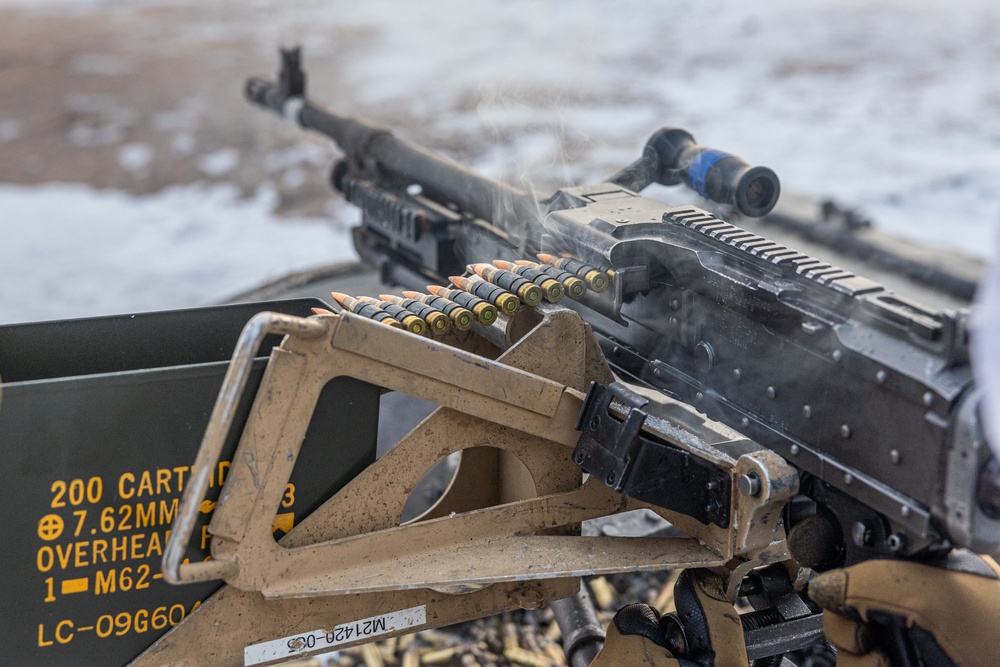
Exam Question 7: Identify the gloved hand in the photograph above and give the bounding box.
[591,568,748,667]
[807,552,1000,667]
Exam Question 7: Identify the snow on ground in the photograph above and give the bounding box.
[2,0,999,324]
[0,183,356,324]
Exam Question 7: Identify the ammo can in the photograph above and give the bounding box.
[0,299,379,666]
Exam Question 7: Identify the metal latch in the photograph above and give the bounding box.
[573,381,731,528]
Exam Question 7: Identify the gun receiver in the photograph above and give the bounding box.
[245,50,998,567]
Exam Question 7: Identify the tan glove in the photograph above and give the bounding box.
[594,613,688,667]
[591,569,748,667]
[807,552,1000,667]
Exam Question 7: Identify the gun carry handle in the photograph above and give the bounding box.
[161,312,327,584]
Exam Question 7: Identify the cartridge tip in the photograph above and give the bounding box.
[427,285,443,296]
[401,291,420,299]
[311,307,334,315]
[536,253,554,264]
[448,276,465,287]
[492,260,511,269]
[330,292,350,306]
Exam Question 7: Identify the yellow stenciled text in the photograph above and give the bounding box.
[36,531,168,572]
[117,461,230,500]
[37,601,200,647]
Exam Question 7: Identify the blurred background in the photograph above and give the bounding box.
[2,0,999,323]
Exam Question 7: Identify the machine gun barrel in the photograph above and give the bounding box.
[246,47,780,244]
[245,49,541,242]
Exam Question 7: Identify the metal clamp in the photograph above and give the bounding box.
[573,381,650,490]
[573,382,732,528]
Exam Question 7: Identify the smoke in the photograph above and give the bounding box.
[486,93,547,242]
[472,74,611,254]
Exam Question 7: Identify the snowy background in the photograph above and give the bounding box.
[2,0,999,324]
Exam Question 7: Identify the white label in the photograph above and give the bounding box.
[244,605,426,666]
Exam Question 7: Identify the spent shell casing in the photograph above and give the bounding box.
[537,253,609,292]
[503,647,552,667]
[400,644,420,667]
[427,285,498,325]
[449,275,520,316]
[379,294,451,334]
[401,291,475,331]
[469,264,542,307]
[588,576,616,610]
[460,653,483,667]
[514,260,587,300]
[421,647,459,665]
[492,260,564,303]
[501,620,519,653]
[356,296,427,335]
[401,646,419,667]
[331,292,405,330]
[360,643,383,667]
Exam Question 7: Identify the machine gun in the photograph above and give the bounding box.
[4,48,998,666]
[242,48,1000,565]
[141,48,1000,665]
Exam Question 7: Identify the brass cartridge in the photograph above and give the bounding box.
[537,253,609,292]
[492,260,564,303]
[513,260,587,300]
[426,285,498,325]
[468,263,542,307]
[401,291,475,331]
[448,275,520,317]
[356,296,427,335]
[330,293,405,329]
[379,294,451,334]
